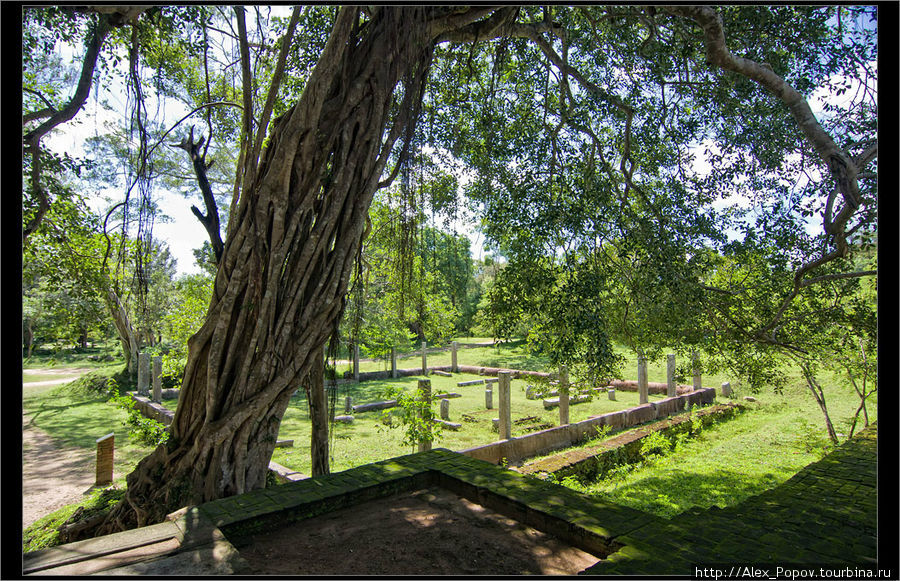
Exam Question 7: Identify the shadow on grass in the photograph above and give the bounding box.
[583,467,784,519]
[24,393,124,451]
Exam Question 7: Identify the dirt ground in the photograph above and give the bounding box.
[22,368,104,529]
[234,487,602,575]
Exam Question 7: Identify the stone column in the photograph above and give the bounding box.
[608,387,616,401]
[721,382,732,398]
[138,352,150,395]
[345,396,353,414]
[692,351,702,391]
[353,343,360,381]
[151,356,162,403]
[417,379,432,452]
[440,398,450,420]
[451,341,459,373]
[391,347,398,379]
[95,433,114,486]
[498,371,511,440]
[558,365,570,425]
[485,388,493,409]
[666,354,677,398]
[638,355,649,404]
[421,341,428,376]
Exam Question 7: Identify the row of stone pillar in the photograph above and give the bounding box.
[136,352,164,403]
[350,341,462,381]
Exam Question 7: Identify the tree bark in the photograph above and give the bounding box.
[104,289,139,375]
[95,6,439,535]
[305,347,329,476]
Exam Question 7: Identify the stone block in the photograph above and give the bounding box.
[625,404,657,426]
[95,433,114,486]
[138,353,150,396]
[151,356,162,403]
[596,410,626,430]
[458,379,485,387]
[351,400,397,413]
[650,398,678,419]
[434,419,461,431]
[333,415,354,424]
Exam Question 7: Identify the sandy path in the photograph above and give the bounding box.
[22,368,102,529]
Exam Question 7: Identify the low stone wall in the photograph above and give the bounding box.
[457,365,551,380]
[459,387,717,465]
[129,393,175,426]
[609,379,695,395]
[345,366,453,382]
[519,403,744,480]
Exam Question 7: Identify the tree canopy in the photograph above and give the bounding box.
[19,5,878,535]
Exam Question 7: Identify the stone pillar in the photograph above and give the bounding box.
[391,347,398,379]
[440,398,450,420]
[353,343,360,381]
[485,388,493,409]
[692,351,702,391]
[638,355,649,404]
[417,379,432,452]
[345,396,353,414]
[721,382,732,398]
[151,356,162,403]
[138,352,150,395]
[498,371,511,440]
[666,354,677,398]
[608,387,616,401]
[558,365,570,425]
[451,341,459,373]
[95,433,114,486]
[421,341,428,376]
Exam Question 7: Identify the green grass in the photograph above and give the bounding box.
[547,377,876,519]
[22,486,126,553]
[272,371,666,474]
[23,340,124,369]
[22,368,157,487]
[21,340,875,547]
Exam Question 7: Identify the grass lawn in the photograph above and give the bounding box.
[21,339,875,547]
[271,372,673,474]
[547,374,876,519]
[22,372,154,486]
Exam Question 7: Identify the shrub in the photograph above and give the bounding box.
[109,392,169,446]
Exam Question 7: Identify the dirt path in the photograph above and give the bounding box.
[22,368,101,529]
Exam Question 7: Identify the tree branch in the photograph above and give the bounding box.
[663,5,871,339]
[244,5,302,189]
[24,14,113,146]
[171,126,225,263]
[799,270,877,289]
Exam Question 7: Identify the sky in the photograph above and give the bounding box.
[37,7,873,277]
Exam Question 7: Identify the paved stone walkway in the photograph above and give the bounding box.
[587,423,879,575]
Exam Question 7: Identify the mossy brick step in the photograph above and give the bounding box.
[582,423,878,575]
[22,508,250,576]
[210,446,658,557]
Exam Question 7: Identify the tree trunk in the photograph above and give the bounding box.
[306,347,329,476]
[24,318,34,358]
[799,362,839,445]
[95,7,437,535]
[104,289,139,375]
